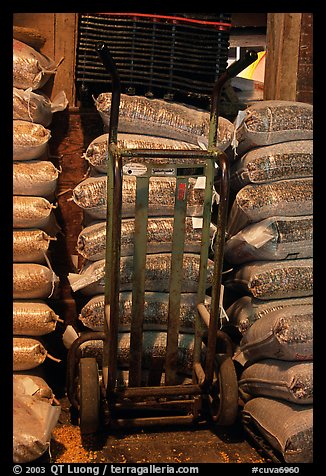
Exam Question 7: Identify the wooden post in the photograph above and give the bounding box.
[53,14,78,107]
[264,13,313,103]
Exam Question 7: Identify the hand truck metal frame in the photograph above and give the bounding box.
[67,44,257,434]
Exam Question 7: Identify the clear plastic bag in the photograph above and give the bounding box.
[230,140,313,191]
[13,120,51,161]
[71,175,209,219]
[13,300,60,336]
[13,263,59,299]
[84,133,202,174]
[94,92,234,147]
[13,88,68,127]
[224,258,313,300]
[79,292,211,332]
[80,331,195,376]
[77,218,216,260]
[227,178,313,237]
[224,215,313,264]
[13,229,55,263]
[13,196,60,234]
[13,337,48,371]
[69,254,214,295]
[232,100,313,156]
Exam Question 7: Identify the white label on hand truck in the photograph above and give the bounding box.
[194,176,206,189]
[152,167,176,176]
[123,163,148,176]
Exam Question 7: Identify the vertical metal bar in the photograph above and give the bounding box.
[203,50,258,387]
[95,43,121,145]
[165,177,188,386]
[193,161,214,378]
[204,152,229,386]
[95,43,122,394]
[104,147,123,393]
[128,176,150,387]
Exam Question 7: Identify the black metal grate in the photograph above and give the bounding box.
[76,13,231,108]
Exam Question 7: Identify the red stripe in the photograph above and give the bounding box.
[94,13,231,29]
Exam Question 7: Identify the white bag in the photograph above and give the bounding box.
[13,120,51,161]
[13,88,68,127]
[13,393,60,462]
[13,263,59,299]
[13,160,60,198]
[13,229,55,263]
[13,196,59,234]
[13,39,58,90]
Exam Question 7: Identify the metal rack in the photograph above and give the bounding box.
[76,13,231,105]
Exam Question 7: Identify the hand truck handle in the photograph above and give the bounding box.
[96,42,121,145]
[209,49,258,148]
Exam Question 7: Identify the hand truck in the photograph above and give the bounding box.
[67,44,258,434]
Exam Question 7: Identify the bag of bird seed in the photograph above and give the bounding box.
[79,331,195,376]
[77,217,216,260]
[13,87,68,127]
[13,374,55,402]
[13,337,48,371]
[13,392,60,463]
[225,295,313,335]
[242,397,313,463]
[13,229,55,263]
[226,178,313,237]
[84,133,202,174]
[239,360,313,405]
[231,100,313,157]
[13,120,51,161]
[13,263,59,299]
[69,254,214,295]
[79,292,211,332]
[13,196,60,234]
[224,215,313,264]
[13,301,60,336]
[239,306,313,362]
[13,39,58,90]
[71,175,210,219]
[224,258,313,300]
[94,92,234,147]
[13,160,60,199]
[230,140,313,192]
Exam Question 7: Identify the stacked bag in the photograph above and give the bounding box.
[67,92,235,384]
[13,37,68,462]
[221,100,313,463]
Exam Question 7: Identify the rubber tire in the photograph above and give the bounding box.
[209,354,239,426]
[79,357,100,435]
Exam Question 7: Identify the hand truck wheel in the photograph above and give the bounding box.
[208,354,239,426]
[78,357,100,435]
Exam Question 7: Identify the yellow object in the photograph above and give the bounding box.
[237,51,266,80]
